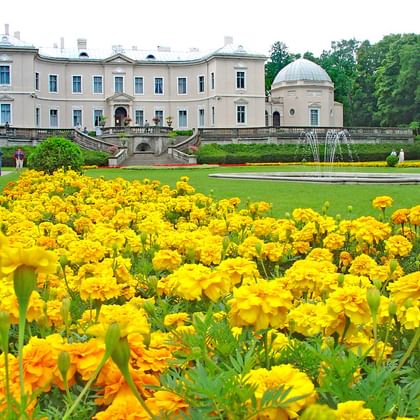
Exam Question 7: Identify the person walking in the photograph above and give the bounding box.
[14,147,25,170]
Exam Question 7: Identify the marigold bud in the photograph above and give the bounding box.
[367,288,381,318]
[58,351,71,382]
[60,297,71,324]
[105,322,121,356]
[388,301,398,316]
[111,336,131,374]
[389,259,398,273]
[13,265,37,314]
[0,311,10,352]
[404,298,413,309]
[59,255,68,268]
[347,205,353,213]
[372,279,382,290]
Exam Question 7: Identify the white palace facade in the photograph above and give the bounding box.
[0,26,267,131]
[0,24,343,131]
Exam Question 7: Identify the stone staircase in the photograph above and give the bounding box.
[122,152,180,166]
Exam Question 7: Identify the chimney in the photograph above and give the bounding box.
[224,36,233,46]
[53,43,58,48]
[5,24,9,35]
[60,37,65,50]
[77,38,87,50]
[14,31,20,40]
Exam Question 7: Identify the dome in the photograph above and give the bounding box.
[272,58,332,85]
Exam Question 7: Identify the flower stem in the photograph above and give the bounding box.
[396,327,420,372]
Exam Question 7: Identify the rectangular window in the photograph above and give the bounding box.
[73,109,82,127]
[72,75,82,93]
[49,109,58,127]
[134,77,144,94]
[198,75,205,93]
[49,75,58,92]
[154,77,163,94]
[211,106,215,126]
[211,72,215,90]
[237,105,246,124]
[155,110,163,125]
[178,110,187,128]
[35,107,40,127]
[236,71,245,89]
[93,76,103,94]
[0,104,11,124]
[310,109,320,126]
[35,72,40,90]
[93,109,103,127]
[0,66,10,85]
[177,77,187,95]
[114,76,124,93]
[135,110,144,126]
[198,109,205,127]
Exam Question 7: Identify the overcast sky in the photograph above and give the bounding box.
[2,0,419,56]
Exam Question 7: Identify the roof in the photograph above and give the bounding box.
[272,58,332,85]
[0,32,265,62]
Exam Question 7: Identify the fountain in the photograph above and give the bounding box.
[209,129,420,184]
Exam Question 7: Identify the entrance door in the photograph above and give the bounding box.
[273,111,280,127]
[114,107,127,126]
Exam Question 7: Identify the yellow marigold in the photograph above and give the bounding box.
[388,272,420,305]
[335,400,374,420]
[292,208,320,223]
[79,275,121,302]
[323,233,346,251]
[372,195,393,210]
[339,251,353,268]
[68,239,106,264]
[0,242,57,276]
[164,312,190,328]
[307,248,334,262]
[228,279,293,330]
[287,302,329,336]
[385,235,413,257]
[391,208,410,225]
[349,254,377,277]
[327,285,371,325]
[246,364,316,419]
[152,249,182,271]
[216,257,261,286]
[408,205,420,226]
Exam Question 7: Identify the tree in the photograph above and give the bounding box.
[375,34,420,126]
[265,42,296,93]
[319,39,360,125]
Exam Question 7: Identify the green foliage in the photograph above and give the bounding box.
[80,149,109,166]
[386,154,399,167]
[196,143,420,164]
[0,145,34,167]
[27,137,84,174]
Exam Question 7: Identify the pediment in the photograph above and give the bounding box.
[234,98,249,104]
[106,92,134,102]
[104,54,135,64]
[0,94,14,101]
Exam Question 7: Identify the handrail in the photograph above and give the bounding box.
[72,129,115,152]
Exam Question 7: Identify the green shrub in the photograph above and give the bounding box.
[386,154,399,167]
[27,137,84,173]
[81,149,110,166]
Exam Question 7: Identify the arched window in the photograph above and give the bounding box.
[273,111,281,127]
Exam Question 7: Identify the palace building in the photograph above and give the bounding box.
[0,24,342,130]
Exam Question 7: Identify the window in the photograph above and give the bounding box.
[72,75,82,93]
[236,71,245,89]
[211,106,215,126]
[236,105,246,124]
[178,110,187,128]
[289,108,295,116]
[198,75,205,93]
[198,109,205,127]
[0,66,10,85]
[309,108,320,126]
[49,75,58,92]
[93,109,103,127]
[0,104,11,124]
[177,77,187,95]
[73,109,82,127]
[135,109,144,126]
[93,76,103,94]
[35,107,40,127]
[49,109,58,127]
[134,77,144,94]
[155,110,163,125]
[35,72,40,90]
[154,77,163,94]
[114,76,124,93]
[211,72,215,90]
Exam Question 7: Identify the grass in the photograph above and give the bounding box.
[1,165,419,218]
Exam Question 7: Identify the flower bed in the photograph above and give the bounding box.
[0,170,419,419]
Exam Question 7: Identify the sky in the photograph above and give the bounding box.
[2,0,419,57]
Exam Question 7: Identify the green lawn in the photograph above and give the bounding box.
[1,166,419,218]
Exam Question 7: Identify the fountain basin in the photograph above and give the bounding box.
[209,172,420,184]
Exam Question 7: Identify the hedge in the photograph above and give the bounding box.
[196,143,420,164]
